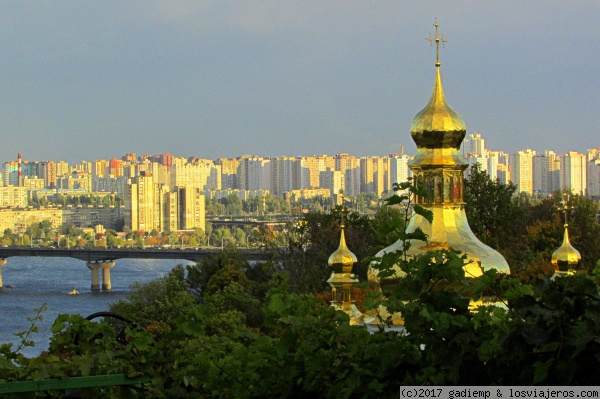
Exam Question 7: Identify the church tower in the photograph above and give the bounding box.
[552,196,581,275]
[374,20,510,278]
[327,218,363,325]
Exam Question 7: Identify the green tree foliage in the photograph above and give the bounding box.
[2,179,600,396]
[109,266,197,328]
[263,206,376,294]
[464,163,521,246]
[464,165,600,274]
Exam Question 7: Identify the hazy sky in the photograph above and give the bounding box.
[0,1,598,164]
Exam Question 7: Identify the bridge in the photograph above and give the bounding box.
[0,247,271,292]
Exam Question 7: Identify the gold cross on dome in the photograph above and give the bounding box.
[339,190,345,228]
[426,18,447,67]
[558,193,575,228]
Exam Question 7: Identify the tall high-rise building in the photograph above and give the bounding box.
[240,156,270,191]
[170,158,221,191]
[462,132,485,156]
[389,154,413,184]
[319,168,344,197]
[360,156,390,196]
[128,172,162,233]
[40,161,57,189]
[560,151,587,196]
[56,161,70,178]
[178,187,206,231]
[465,153,490,177]
[509,149,536,194]
[533,150,560,194]
[215,157,240,190]
[270,157,295,196]
[2,161,19,187]
[587,148,600,197]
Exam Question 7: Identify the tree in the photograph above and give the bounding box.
[109,265,197,328]
[464,163,521,245]
[262,206,376,293]
[211,227,233,247]
[232,227,246,246]
[224,193,243,215]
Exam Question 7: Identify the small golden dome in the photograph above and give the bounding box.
[410,67,466,149]
[328,226,357,273]
[551,226,581,271]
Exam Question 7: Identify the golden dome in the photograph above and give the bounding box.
[328,226,357,273]
[410,67,466,149]
[551,226,581,271]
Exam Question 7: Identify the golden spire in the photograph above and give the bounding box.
[412,19,466,144]
[552,195,581,273]
[328,194,357,271]
[327,225,358,271]
[326,196,362,325]
[372,19,510,284]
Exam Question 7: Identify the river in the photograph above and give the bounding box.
[0,256,194,358]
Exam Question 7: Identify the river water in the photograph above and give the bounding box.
[0,256,194,358]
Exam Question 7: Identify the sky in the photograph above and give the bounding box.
[0,1,598,164]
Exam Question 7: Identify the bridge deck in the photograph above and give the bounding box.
[0,247,271,262]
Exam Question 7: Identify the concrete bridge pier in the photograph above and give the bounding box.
[0,259,6,288]
[86,262,101,291]
[86,261,116,291]
[100,261,116,291]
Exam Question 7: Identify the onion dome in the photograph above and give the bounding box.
[409,46,468,168]
[552,225,581,272]
[328,226,357,273]
[410,66,466,148]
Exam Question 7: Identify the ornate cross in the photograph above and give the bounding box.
[426,18,447,67]
[558,193,575,228]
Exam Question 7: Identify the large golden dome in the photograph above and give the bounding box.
[328,226,358,273]
[552,226,581,272]
[372,19,509,278]
[410,67,466,149]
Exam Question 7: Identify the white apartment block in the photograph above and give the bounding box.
[0,186,28,208]
[462,132,486,156]
[389,154,413,184]
[293,158,311,190]
[509,149,536,194]
[560,151,587,196]
[240,156,265,190]
[532,150,561,194]
[343,167,361,197]
[270,157,295,196]
[587,150,600,197]
[465,153,490,178]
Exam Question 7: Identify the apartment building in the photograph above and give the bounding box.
[509,149,536,194]
[588,148,600,198]
[0,186,28,208]
[560,151,587,196]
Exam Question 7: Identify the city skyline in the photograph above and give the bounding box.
[0,2,598,164]
[1,139,598,165]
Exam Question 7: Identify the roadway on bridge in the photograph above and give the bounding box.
[0,247,272,262]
